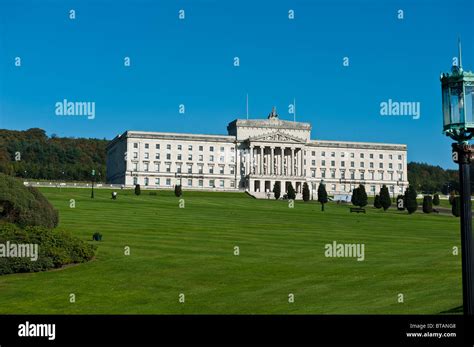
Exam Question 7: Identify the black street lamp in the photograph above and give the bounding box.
[440,40,474,315]
[91,169,96,199]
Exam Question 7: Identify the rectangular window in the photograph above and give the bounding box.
[133,152,138,159]
[155,178,160,185]
[166,178,171,186]
[220,147,225,152]
[398,155,402,160]
[188,165,192,174]
[351,161,355,167]
[144,177,149,186]
[321,170,326,178]
[199,146,203,151]
[210,146,214,152]
[167,144,171,150]
[219,166,224,174]
[177,165,182,173]
[312,151,316,156]
[379,154,383,159]
[166,164,171,172]
[360,162,364,168]
[166,153,171,160]
[331,170,335,178]
[209,179,215,188]
[155,144,160,149]
[155,153,160,160]
[198,166,203,174]
[331,160,335,166]
[321,160,326,166]
[331,152,335,157]
[350,153,355,158]
[210,155,214,162]
[341,170,345,179]
[133,143,138,149]
[144,143,149,149]
[220,180,225,188]
[321,151,325,157]
[155,163,160,171]
[209,166,214,174]
[144,163,149,171]
[133,177,138,185]
[177,154,182,161]
[133,163,138,171]
[389,163,393,169]
[312,160,316,166]
[177,145,182,151]
[379,163,383,169]
[187,179,192,187]
[220,156,225,163]
[199,180,203,187]
[188,145,193,151]
[188,154,193,161]
[369,153,373,159]
[199,154,203,161]
[370,162,374,168]
[389,154,393,160]
[230,166,235,174]
[311,169,316,177]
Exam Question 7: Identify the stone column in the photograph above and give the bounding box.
[290,147,295,176]
[301,148,305,177]
[270,147,274,175]
[249,145,253,175]
[260,146,264,175]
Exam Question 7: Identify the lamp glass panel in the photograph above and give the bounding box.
[450,84,463,125]
[465,85,474,124]
[442,85,451,127]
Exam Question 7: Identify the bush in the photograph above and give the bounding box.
[351,187,360,206]
[433,194,440,206]
[174,185,182,197]
[273,181,281,200]
[0,223,95,275]
[317,183,328,211]
[287,183,296,200]
[357,185,368,208]
[92,232,102,241]
[422,195,433,213]
[452,196,461,217]
[134,184,141,196]
[379,185,391,211]
[374,195,382,209]
[405,186,418,214]
[0,173,58,228]
[302,182,310,202]
[396,195,405,211]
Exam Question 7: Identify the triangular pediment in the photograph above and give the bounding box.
[248,131,306,144]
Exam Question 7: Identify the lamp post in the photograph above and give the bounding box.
[440,40,474,315]
[91,169,95,199]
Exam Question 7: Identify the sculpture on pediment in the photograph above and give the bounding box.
[267,106,279,119]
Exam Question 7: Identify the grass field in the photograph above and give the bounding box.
[0,188,463,314]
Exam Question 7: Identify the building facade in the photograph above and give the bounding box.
[106,109,408,199]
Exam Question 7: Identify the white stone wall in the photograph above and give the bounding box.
[107,119,409,198]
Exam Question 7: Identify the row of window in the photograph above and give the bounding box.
[133,142,234,153]
[133,176,235,188]
[313,151,403,160]
[132,152,235,163]
[132,162,235,175]
[312,169,403,181]
[318,183,403,193]
[316,160,403,170]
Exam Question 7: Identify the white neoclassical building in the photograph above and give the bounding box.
[106,108,408,199]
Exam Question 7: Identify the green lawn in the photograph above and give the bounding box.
[0,188,463,314]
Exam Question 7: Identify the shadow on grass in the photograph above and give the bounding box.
[439,306,463,314]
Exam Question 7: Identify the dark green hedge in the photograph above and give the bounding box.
[0,223,96,275]
[0,173,58,228]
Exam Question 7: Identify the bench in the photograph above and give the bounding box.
[350,207,366,213]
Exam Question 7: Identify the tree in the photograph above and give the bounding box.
[422,195,433,213]
[357,184,368,207]
[396,195,405,211]
[351,187,360,206]
[374,195,382,209]
[273,181,281,200]
[433,193,440,206]
[317,182,328,211]
[134,184,141,196]
[174,184,182,197]
[379,184,392,211]
[404,185,418,214]
[452,196,461,217]
[287,183,296,200]
[302,182,310,202]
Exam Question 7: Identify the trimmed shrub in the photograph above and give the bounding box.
[0,173,58,228]
[317,183,328,211]
[404,186,418,214]
[0,223,95,275]
[433,194,440,206]
[452,196,461,217]
[174,185,182,197]
[351,187,360,206]
[273,181,281,200]
[379,184,391,211]
[357,185,368,208]
[287,183,296,200]
[422,195,433,213]
[134,184,141,196]
[302,182,310,202]
[396,195,405,211]
[374,195,382,209]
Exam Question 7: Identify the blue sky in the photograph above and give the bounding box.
[0,0,472,169]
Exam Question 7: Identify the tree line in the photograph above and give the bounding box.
[0,128,107,181]
[0,128,471,191]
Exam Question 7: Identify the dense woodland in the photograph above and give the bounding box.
[0,128,470,193]
[0,128,107,181]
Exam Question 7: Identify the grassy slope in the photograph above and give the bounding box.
[0,188,462,314]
